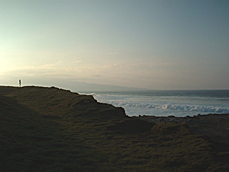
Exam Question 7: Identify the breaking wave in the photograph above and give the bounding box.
[88,90,229,117]
[106,101,229,114]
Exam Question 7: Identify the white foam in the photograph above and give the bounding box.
[104,101,229,113]
[93,93,229,117]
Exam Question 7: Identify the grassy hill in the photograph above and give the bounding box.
[0,86,228,171]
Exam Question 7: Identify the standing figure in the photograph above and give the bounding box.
[19,79,21,87]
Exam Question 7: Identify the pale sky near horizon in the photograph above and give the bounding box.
[1,0,229,90]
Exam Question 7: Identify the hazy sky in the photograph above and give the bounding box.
[1,0,229,90]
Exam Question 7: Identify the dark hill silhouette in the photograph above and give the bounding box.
[0,86,228,171]
[7,86,126,120]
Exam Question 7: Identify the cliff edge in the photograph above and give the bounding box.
[1,86,228,172]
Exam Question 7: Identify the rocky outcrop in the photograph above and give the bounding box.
[138,114,229,148]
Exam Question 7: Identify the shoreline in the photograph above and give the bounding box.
[91,90,229,117]
[1,86,229,171]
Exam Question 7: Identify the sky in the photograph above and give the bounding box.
[1,0,229,90]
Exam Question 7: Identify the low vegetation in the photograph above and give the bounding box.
[0,86,228,171]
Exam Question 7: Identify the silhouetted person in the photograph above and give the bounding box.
[19,79,21,87]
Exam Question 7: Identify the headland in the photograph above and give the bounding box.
[0,86,228,171]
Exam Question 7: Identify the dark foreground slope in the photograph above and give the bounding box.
[0,86,228,172]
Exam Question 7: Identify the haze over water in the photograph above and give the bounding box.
[1,0,229,91]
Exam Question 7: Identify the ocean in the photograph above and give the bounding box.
[80,90,229,117]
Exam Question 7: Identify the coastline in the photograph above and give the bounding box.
[91,90,229,117]
[1,86,229,171]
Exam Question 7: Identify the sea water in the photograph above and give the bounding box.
[81,90,229,117]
